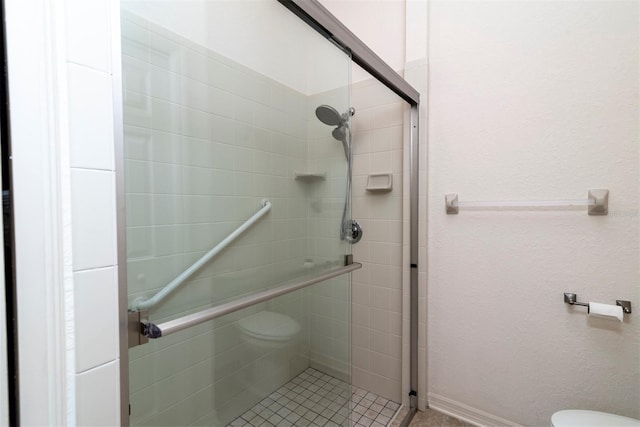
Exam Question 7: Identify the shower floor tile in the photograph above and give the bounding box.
[227,368,401,427]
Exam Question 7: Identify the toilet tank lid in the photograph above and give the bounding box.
[237,311,300,339]
[552,410,640,427]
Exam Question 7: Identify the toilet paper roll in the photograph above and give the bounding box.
[588,302,623,322]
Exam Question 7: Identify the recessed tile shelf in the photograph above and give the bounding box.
[294,171,326,182]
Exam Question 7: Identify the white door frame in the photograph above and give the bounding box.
[0,158,7,426]
[3,0,73,424]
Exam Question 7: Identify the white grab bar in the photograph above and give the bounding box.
[131,199,272,311]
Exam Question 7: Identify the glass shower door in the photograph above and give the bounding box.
[120,1,355,425]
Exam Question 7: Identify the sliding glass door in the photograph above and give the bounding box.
[120,1,354,425]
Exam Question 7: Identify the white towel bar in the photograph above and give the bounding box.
[445,190,608,215]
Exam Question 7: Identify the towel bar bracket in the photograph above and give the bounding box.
[616,300,632,314]
[445,194,459,214]
[587,189,609,216]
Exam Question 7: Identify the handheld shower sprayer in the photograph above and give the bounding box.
[314,105,355,160]
[313,104,362,244]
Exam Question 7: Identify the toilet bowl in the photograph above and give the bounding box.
[237,310,301,350]
[552,410,640,427]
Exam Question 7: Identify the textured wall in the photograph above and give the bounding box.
[427,1,639,425]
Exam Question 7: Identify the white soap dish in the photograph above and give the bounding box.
[366,173,393,192]
[294,171,326,182]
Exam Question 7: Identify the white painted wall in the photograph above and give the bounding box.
[326,1,639,425]
[427,1,639,425]
[321,0,407,83]
[122,0,348,95]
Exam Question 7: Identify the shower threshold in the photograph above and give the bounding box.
[227,368,401,427]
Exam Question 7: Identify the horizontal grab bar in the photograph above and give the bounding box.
[141,261,362,339]
[445,189,609,215]
[131,199,272,311]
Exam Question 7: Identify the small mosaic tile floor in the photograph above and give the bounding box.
[228,368,401,427]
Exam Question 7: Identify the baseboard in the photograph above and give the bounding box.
[427,393,522,427]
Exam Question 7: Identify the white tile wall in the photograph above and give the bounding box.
[76,361,120,426]
[67,64,115,170]
[65,0,112,73]
[64,0,121,423]
[70,169,117,271]
[349,78,406,402]
[74,267,118,373]
[122,11,351,425]
[56,1,400,425]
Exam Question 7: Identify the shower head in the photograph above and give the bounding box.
[332,126,346,141]
[315,105,342,126]
[315,104,355,160]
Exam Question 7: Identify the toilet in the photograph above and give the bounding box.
[552,410,640,427]
[237,310,301,350]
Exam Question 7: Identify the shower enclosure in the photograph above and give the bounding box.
[118,1,421,426]
[121,1,359,425]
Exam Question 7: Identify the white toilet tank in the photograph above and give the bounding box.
[552,410,640,427]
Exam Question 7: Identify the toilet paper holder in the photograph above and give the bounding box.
[564,293,632,314]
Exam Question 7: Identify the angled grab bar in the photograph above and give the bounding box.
[140,261,362,339]
[130,199,272,311]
